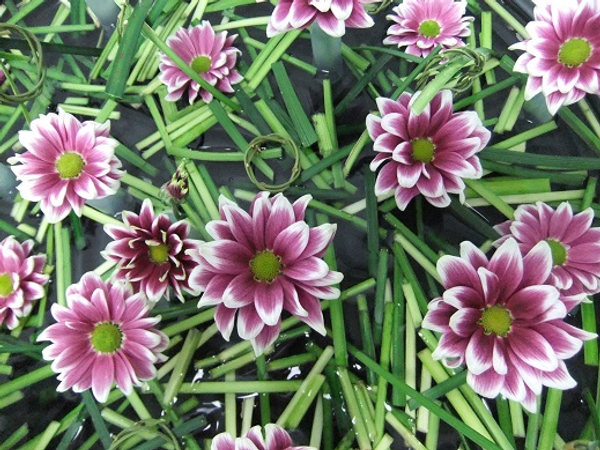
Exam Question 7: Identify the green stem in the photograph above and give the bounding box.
[537,389,562,450]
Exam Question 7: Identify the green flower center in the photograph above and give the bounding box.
[546,239,568,266]
[411,137,436,163]
[418,20,442,38]
[149,243,170,264]
[250,250,282,283]
[479,305,512,337]
[90,322,123,354]
[191,55,212,74]
[0,273,14,297]
[558,38,592,67]
[56,152,85,179]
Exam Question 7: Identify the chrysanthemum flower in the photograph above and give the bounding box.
[0,236,48,330]
[212,424,316,450]
[494,202,600,303]
[188,192,343,356]
[510,0,600,115]
[159,21,243,104]
[0,67,5,84]
[266,0,376,38]
[383,0,472,57]
[37,272,168,403]
[103,199,202,302]
[366,90,490,210]
[422,239,595,412]
[9,109,123,223]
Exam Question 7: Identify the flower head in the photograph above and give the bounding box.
[0,236,48,330]
[159,21,243,104]
[189,192,343,355]
[212,424,316,450]
[422,239,595,412]
[37,272,168,402]
[510,0,600,115]
[494,202,600,303]
[267,0,376,38]
[9,109,123,223]
[164,163,189,204]
[103,199,202,302]
[0,67,5,84]
[367,90,490,210]
[383,0,472,57]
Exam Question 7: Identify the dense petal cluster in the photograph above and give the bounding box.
[159,21,243,104]
[383,0,472,57]
[423,239,595,412]
[103,199,202,302]
[37,272,168,402]
[367,90,490,210]
[9,109,123,223]
[495,202,600,304]
[189,192,343,355]
[267,0,376,37]
[511,0,600,115]
[212,424,316,450]
[0,236,48,330]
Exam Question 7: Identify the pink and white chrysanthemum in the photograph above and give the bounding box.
[367,90,490,210]
[510,0,600,115]
[159,21,243,104]
[0,236,48,330]
[188,192,343,356]
[267,0,376,38]
[37,272,168,403]
[383,0,472,57]
[103,199,202,303]
[422,239,595,412]
[495,202,600,303]
[212,424,316,450]
[9,109,123,223]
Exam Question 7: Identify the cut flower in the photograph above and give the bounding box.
[212,424,316,450]
[494,202,600,301]
[383,0,472,57]
[37,272,168,403]
[367,90,490,210]
[103,199,202,302]
[0,236,48,330]
[267,0,376,37]
[423,238,595,412]
[511,0,600,115]
[189,192,343,356]
[159,21,243,104]
[9,109,123,223]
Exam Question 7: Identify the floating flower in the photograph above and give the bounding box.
[159,21,243,104]
[422,239,595,412]
[494,202,600,303]
[0,236,48,330]
[510,0,600,115]
[37,272,168,402]
[212,424,316,450]
[266,0,376,38]
[366,90,490,210]
[383,0,472,57]
[103,199,201,302]
[189,192,343,355]
[8,109,123,223]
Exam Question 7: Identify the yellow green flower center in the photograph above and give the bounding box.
[546,239,567,266]
[191,55,212,74]
[0,273,14,297]
[418,20,442,38]
[250,250,282,283]
[56,152,85,179]
[90,322,123,353]
[411,137,436,163]
[149,243,170,264]
[479,305,512,337]
[558,38,592,67]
